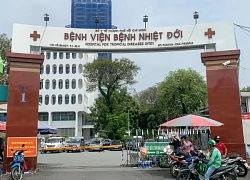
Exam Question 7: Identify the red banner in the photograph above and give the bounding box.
[242,114,250,120]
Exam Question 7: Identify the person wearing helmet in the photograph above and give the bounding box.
[214,135,227,158]
[204,139,222,180]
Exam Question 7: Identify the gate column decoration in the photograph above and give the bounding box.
[3,52,44,172]
[201,50,245,156]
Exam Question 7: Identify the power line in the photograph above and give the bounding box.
[240,65,250,72]
[234,23,250,30]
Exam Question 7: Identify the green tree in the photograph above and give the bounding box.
[157,68,207,119]
[135,86,165,137]
[241,86,250,92]
[0,34,11,84]
[136,85,158,110]
[106,113,127,140]
[87,88,140,139]
[83,58,140,113]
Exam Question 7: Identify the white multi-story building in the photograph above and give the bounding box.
[38,51,98,138]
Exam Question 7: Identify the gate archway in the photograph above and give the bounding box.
[4,21,245,171]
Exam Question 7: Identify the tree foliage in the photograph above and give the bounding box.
[157,68,207,119]
[87,88,139,139]
[83,58,140,113]
[88,66,208,139]
[241,86,250,92]
[0,33,11,84]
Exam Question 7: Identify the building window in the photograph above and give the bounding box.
[38,112,49,121]
[79,53,83,59]
[46,65,50,74]
[39,95,43,104]
[78,94,82,104]
[59,52,63,59]
[66,53,70,59]
[53,52,57,59]
[66,64,70,74]
[52,95,56,105]
[72,79,76,89]
[52,80,56,89]
[40,81,43,90]
[57,128,75,137]
[72,53,76,59]
[72,64,76,74]
[59,64,63,74]
[65,94,69,104]
[59,79,63,89]
[58,94,63,105]
[71,94,76,104]
[65,79,70,89]
[45,80,50,89]
[78,79,83,89]
[52,64,57,74]
[46,52,51,59]
[40,65,44,74]
[52,112,76,121]
[78,64,83,74]
[45,95,49,105]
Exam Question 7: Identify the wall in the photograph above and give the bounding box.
[243,120,250,145]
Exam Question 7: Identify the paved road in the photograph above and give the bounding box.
[1,167,249,180]
[37,149,125,167]
[0,150,249,179]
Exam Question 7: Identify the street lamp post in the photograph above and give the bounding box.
[94,16,99,29]
[143,15,148,28]
[128,109,130,136]
[44,13,49,26]
[193,11,199,24]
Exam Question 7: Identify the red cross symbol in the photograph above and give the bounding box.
[30,31,41,41]
[204,28,215,39]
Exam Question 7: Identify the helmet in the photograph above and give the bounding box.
[214,136,220,140]
[208,139,216,146]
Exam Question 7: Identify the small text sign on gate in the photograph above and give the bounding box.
[145,142,169,156]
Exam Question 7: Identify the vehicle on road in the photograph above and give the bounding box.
[65,137,85,153]
[10,144,26,180]
[110,140,123,151]
[132,136,143,151]
[146,139,155,142]
[223,154,249,177]
[43,137,66,153]
[88,140,104,152]
[102,139,111,146]
[177,156,238,180]
[84,140,90,146]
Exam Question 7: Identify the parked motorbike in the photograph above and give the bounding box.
[10,144,27,180]
[223,154,249,177]
[169,149,205,178]
[177,156,238,180]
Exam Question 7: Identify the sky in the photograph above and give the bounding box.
[1,0,250,92]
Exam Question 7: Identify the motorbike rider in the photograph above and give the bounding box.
[169,132,181,154]
[178,135,193,158]
[214,135,227,158]
[204,139,222,180]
